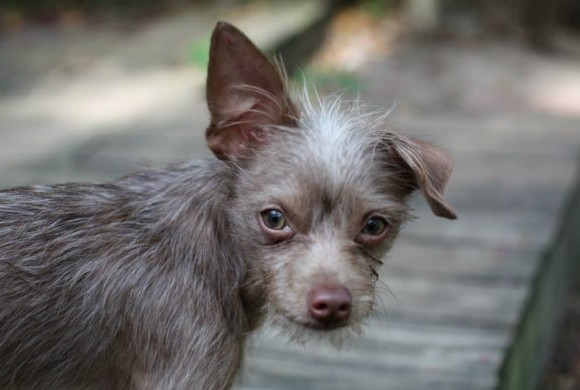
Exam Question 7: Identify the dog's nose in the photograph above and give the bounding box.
[307,284,352,327]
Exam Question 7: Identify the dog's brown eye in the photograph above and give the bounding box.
[362,216,388,236]
[261,209,286,230]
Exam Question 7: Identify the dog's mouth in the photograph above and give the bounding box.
[302,320,349,331]
[269,309,363,346]
[284,313,351,332]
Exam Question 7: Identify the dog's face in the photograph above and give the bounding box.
[232,111,409,342]
[205,23,456,343]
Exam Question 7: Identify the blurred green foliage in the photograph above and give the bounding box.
[293,68,361,96]
[188,35,211,69]
[359,0,397,17]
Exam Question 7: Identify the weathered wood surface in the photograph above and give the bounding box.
[237,40,580,386]
[234,107,579,388]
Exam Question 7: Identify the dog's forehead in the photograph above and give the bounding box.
[247,102,399,212]
[285,99,386,190]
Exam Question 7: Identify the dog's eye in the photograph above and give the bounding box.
[362,216,388,236]
[261,209,286,230]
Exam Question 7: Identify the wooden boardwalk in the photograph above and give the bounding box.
[237,110,580,389]
[1,8,579,389]
[238,38,580,390]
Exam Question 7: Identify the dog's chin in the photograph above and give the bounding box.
[302,321,347,332]
[265,311,363,348]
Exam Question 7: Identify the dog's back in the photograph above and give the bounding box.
[0,161,246,389]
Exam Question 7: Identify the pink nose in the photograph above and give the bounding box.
[307,284,352,328]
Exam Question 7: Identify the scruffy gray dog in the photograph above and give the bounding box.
[0,22,456,389]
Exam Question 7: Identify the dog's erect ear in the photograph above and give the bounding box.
[388,135,457,220]
[205,22,296,161]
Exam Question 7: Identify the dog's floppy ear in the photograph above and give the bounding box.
[388,135,457,220]
[205,22,297,161]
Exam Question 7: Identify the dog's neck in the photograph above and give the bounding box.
[135,160,268,333]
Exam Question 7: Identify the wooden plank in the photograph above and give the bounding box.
[375,275,527,328]
[385,242,541,283]
[240,358,496,390]
[241,337,500,389]
[402,209,558,250]
[239,319,508,389]
[393,111,580,153]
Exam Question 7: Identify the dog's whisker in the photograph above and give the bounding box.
[376,279,405,315]
[371,293,389,320]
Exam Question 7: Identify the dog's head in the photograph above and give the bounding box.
[205,22,456,344]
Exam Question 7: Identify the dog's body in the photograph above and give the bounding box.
[0,23,456,389]
[0,161,246,389]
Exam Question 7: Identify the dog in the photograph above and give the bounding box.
[0,22,456,389]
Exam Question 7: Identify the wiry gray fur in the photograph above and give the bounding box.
[0,162,246,389]
[0,22,456,389]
